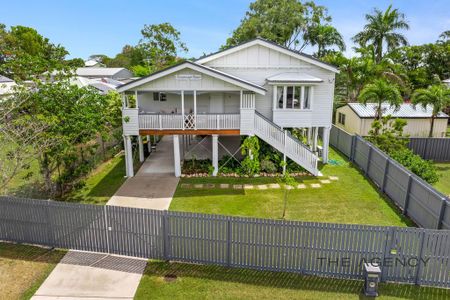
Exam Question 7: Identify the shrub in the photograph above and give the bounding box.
[390,148,439,184]
[182,159,211,174]
[260,159,277,173]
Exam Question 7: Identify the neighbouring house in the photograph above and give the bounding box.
[335,103,449,137]
[70,76,124,95]
[76,67,133,80]
[0,75,17,98]
[84,59,105,68]
[118,38,338,177]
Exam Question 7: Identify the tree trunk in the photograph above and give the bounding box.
[429,115,435,137]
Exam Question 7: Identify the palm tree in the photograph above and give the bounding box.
[438,30,450,43]
[358,79,403,135]
[411,85,450,137]
[309,25,346,57]
[353,5,409,63]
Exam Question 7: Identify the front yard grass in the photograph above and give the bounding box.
[0,242,66,300]
[170,147,412,226]
[65,154,127,205]
[433,162,450,196]
[135,261,449,300]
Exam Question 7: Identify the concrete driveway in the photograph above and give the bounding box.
[108,136,179,210]
[32,251,147,300]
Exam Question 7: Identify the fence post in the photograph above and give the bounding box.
[414,229,426,285]
[162,211,170,260]
[437,198,447,229]
[350,135,356,161]
[104,206,110,254]
[365,145,372,176]
[45,200,54,247]
[226,218,232,267]
[403,175,413,216]
[381,158,390,193]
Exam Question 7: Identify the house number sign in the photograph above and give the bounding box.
[175,74,202,81]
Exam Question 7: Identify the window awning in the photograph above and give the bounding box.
[266,72,323,84]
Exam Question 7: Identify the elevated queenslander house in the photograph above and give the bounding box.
[118,38,338,177]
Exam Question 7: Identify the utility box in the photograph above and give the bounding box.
[363,263,381,297]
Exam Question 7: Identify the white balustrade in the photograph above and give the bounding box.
[139,113,240,130]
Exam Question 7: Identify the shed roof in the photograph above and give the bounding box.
[266,72,323,83]
[347,103,449,119]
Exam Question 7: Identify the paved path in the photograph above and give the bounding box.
[107,136,179,210]
[32,251,147,300]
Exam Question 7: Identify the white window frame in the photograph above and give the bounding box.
[272,84,314,111]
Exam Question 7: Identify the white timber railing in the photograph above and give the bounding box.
[253,111,319,176]
[139,113,240,130]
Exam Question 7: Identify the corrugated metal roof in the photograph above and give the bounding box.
[76,67,128,77]
[266,72,323,83]
[347,103,449,118]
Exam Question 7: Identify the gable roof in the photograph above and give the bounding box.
[76,67,131,77]
[196,38,339,73]
[346,103,449,119]
[117,60,266,94]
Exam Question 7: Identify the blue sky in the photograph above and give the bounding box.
[2,0,449,59]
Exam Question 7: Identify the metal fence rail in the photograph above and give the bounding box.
[330,126,450,230]
[0,196,449,288]
[407,138,450,162]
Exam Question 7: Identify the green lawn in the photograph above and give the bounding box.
[135,261,449,300]
[170,147,411,227]
[0,242,66,300]
[434,162,450,196]
[65,154,127,205]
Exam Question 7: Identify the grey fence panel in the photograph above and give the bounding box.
[407,179,447,229]
[383,160,410,209]
[418,230,450,287]
[353,137,370,172]
[330,126,353,158]
[48,201,108,253]
[367,147,388,188]
[106,206,164,259]
[167,211,229,266]
[441,202,450,230]
[408,138,450,161]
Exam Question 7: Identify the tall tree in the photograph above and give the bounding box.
[308,24,345,57]
[223,0,342,53]
[0,24,70,81]
[439,30,450,43]
[353,5,409,63]
[139,23,188,71]
[358,79,403,133]
[411,84,450,137]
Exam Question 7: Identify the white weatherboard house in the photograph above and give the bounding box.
[118,38,338,177]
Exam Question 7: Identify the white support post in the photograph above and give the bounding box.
[123,136,129,176]
[135,90,139,109]
[121,94,127,109]
[322,127,331,163]
[193,90,197,130]
[240,90,243,108]
[283,86,287,109]
[147,135,152,152]
[283,130,287,175]
[181,90,185,130]
[307,127,312,147]
[313,127,319,152]
[125,135,134,177]
[273,85,277,110]
[138,136,144,162]
[173,135,181,177]
[212,134,219,176]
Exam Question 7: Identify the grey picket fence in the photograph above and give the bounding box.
[407,138,450,162]
[0,196,449,288]
[330,126,450,230]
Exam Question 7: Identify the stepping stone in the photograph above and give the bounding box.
[297,184,307,189]
[233,184,243,190]
[329,176,339,181]
[244,184,254,190]
[206,183,215,189]
[257,184,268,190]
[284,185,294,190]
[311,183,321,188]
[194,184,204,189]
[180,183,191,188]
[220,184,230,189]
[320,179,331,184]
[269,183,281,189]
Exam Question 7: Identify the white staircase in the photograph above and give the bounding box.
[253,112,319,176]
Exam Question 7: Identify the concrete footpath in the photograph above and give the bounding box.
[32,251,147,300]
[107,136,179,210]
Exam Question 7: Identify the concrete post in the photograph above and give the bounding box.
[147,135,152,152]
[322,127,331,163]
[125,135,134,177]
[212,134,219,176]
[313,127,319,152]
[283,130,287,174]
[123,135,129,177]
[173,135,181,177]
[138,136,144,163]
